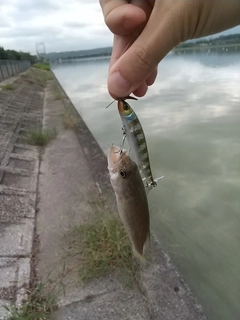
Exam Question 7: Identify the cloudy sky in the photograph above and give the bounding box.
[0,0,239,55]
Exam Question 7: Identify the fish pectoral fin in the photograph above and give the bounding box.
[143,233,150,255]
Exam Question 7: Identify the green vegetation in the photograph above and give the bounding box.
[67,211,139,285]
[175,33,240,50]
[21,68,53,86]
[61,110,79,129]
[54,93,61,100]
[26,128,56,146]
[0,46,36,63]
[54,92,62,100]
[33,62,51,71]
[51,83,62,100]
[1,83,15,90]
[45,46,112,61]
[4,282,57,320]
[32,69,53,86]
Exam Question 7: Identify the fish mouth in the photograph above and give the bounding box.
[108,145,129,170]
[108,145,122,169]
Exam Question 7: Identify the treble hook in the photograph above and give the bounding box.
[119,127,127,154]
[120,135,126,154]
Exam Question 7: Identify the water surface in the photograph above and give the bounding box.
[53,53,240,320]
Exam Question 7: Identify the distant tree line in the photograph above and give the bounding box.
[0,46,37,63]
[176,33,240,49]
[46,47,112,61]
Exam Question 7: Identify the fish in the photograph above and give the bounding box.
[118,100,163,191]
[107,145,150,265]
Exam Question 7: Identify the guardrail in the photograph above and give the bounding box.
[0,60,31,81]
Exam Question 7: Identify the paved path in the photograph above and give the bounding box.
[0,75,43,319]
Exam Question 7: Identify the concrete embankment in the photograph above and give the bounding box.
[0,68,207,319]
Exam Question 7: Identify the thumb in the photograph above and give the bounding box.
[107,3,181,98]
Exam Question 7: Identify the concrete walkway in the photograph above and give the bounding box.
[0,73,43,319]
[0,70,208,319]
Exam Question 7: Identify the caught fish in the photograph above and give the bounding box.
[118,100,163,190]
[107,145,150,265]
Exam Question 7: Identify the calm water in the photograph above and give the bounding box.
[53,53,240,320]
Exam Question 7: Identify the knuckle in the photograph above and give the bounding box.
[131,46,155,74]
[99,1,112,23]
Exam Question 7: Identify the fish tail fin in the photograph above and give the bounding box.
[143,232,150,256]
[132,233,150,268]
[132,246,147,268]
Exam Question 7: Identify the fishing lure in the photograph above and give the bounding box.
[117,100,163,191]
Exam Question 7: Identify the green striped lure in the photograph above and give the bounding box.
[117,100,163,191]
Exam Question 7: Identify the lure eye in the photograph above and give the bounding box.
[120,169,126,178]
[123,101,130,111]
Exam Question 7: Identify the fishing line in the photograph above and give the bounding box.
[106,100,115,108]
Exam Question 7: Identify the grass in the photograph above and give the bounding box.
[61,110,79,129]
[67,211,139,285]
[31,68,53,85]
[51,83,62,100]
[33,62,51,71]
[21,68,53,86]
[54,92,62,100]
[26,128,56,146]
[2,83,15,90]
[4,282,57,320]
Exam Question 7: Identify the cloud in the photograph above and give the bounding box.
[0,0,109,54]
[13,0,60,14]
[0,19,10,28]
[63,22,89,29]
[1,25,61,39]
[0,0,239,54]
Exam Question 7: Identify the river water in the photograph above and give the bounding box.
[52,52,240,320]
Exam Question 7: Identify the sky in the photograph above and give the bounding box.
[0,0,239,55]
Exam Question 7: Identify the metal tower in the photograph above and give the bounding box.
[36,42,46,60]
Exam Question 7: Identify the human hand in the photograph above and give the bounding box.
[100,0,240,99]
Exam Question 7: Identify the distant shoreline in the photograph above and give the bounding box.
[44,33,239,61]
[174,43,240,53]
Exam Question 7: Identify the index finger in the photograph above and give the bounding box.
[100,0,127,18]
[100,1,148,37]
[105,1,152,67]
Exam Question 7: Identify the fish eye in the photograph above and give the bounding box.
[123,101,130,111]
[120,169,126,178]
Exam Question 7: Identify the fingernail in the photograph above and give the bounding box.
[108,71,132,98]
